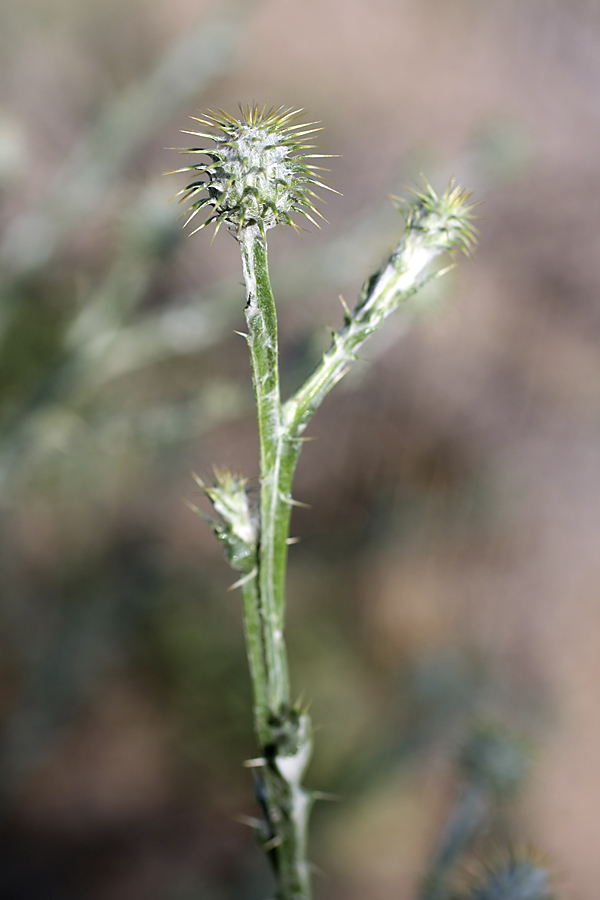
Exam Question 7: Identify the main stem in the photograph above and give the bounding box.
[239,224,313,900]
[240,224,291,729]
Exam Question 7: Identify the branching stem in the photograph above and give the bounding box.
[194,160,474,900]
[236,199,473,899]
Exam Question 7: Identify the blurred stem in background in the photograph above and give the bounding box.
[0,0,258,802]
[0,0,263,501]
[0,0,259,339]
[0,198,400,496]
[420,724,530,900]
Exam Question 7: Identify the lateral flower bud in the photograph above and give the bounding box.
[191,469,257,571]
[395,177,477,257]
[351,178,477,324]
[171,104,338,237]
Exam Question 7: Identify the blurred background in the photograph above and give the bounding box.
[1,0,600,897]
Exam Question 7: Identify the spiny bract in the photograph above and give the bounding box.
[170,104,337,237]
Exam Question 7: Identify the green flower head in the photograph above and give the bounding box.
[171,103,338,238]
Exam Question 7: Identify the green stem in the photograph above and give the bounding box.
[240,573,270,746]
[240,224,291,724]
[239,224,313,900]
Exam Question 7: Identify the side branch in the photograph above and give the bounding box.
[190,178,474,900]
[283,180,476,436]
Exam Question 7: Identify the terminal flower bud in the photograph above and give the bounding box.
[171,104,337,238]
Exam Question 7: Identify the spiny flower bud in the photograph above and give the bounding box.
[394,177,477,257]
[201,468,256,546]
[189,469,257,572]
[171,104,337,237]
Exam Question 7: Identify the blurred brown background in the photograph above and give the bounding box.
[1,0,600,897]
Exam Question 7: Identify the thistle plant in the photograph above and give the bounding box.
[172,104,477,900]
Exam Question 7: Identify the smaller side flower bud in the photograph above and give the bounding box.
[190,469,257,572]
[352,178,477,323]
[395,177,477,257]
[465,857,553,900]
